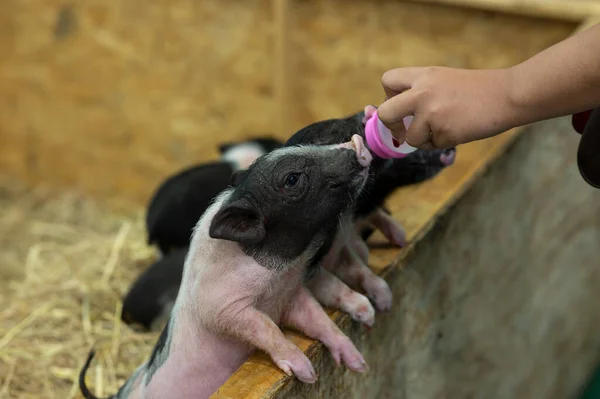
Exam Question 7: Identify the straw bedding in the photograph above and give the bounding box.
[0,176,159,399]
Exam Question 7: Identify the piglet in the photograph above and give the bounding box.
[284,106,456,317]
[79,135,372,399]
[146,136,283,255]
[121,247,188,332]
[218,137,283,167]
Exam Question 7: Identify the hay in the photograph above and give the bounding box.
[0,176,158,399]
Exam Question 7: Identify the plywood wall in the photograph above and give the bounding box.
[0,0,575,206]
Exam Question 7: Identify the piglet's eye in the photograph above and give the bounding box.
[285,173,301,187]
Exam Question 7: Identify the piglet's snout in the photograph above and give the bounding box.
[338,134,372,167]
[440,148,456,166]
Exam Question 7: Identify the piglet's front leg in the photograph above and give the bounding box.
[327,224,393,312]
[224,307,317,383]
[283,285,368,373]
[349,226,370,264]
[368,208,407,247]
[306,266,375,328]
[337,243,393,312]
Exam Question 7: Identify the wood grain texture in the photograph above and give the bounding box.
[405,0,600,21]
[273,0,290,139]
[0,0,574,207]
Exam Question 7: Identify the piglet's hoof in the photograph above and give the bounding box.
[274,346,317,383]
[370,209,407,247]
[364,276,393,312]
[329,335,369,373]
[344,292,376,328]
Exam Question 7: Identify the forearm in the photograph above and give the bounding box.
[507,23,600,126]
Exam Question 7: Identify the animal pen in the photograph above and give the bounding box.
[1,0,600,398]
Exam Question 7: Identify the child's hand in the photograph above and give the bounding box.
[377,66,518,149]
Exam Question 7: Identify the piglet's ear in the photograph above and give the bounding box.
[209,199,266,245]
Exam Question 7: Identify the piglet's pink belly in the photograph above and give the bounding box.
[144,326,255,399]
